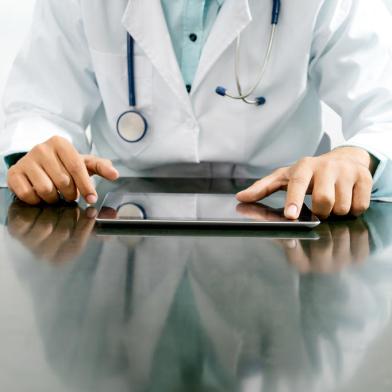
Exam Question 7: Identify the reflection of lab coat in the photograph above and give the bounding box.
[1,0,392,198]
[5,229,392,392]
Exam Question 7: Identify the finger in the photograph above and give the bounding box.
[20,210,56,250]
[85,207,98,219]
[309,231,334,273]
[83,155,119,181]
[52,206,79,235]
[280,239,298,249]
[331,225,352,271]
[37,150,78,202]
[24,163,59,204]
[311,171,336,219]
[36,209,74,262]
[8,170,41,205]
[285,163,314,219]
[332,180,354,217]
[55,142,97,204]
[37,231,70,262]
[350,172,372,217]
[19,207,62,253]
[349,220,370,263]
[56,208,96,263]
[236,169,287,203]
[281,239,311,274]
[7,203,42,237]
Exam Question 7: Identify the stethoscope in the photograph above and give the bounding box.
[116,33,149,143]
[216,0,281,106]
[116,202,147,220]
[116,0,281,143]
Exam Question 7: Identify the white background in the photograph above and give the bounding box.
[0,0,36,128]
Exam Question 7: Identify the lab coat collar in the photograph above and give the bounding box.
[122,0,251,108]
[122,0,194,117]
[191,0,252,94]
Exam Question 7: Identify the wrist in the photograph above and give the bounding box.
[331,146,378,175]
[4,152,27,169]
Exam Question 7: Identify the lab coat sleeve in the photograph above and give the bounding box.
[0,0,101,183]
[309,0,392,201]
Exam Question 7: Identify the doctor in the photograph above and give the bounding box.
[1,0,392,219]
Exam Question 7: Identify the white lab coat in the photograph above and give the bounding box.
[1,0,392,191]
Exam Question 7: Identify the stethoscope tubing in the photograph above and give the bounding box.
[233,24,276,103]
[216,0,281,106]
[127,33,136,107]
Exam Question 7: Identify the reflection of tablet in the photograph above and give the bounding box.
[96,192,320,229]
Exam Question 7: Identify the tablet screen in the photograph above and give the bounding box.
[96,192,320,228]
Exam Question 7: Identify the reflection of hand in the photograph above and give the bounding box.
[280,220,370,274]
[7,201,97,263]
[236,202,287,222]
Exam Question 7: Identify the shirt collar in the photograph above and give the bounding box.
[215,0,225,7]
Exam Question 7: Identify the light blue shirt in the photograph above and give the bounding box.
[161,0,224,91]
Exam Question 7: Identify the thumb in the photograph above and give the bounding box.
[83,155,119,180]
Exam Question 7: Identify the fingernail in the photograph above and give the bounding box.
[86,208,97,219]
[285,204,298,219]
[285,239,298,249]
[236,190,250,200]
[86,194,97,204]
[106,165,119,178]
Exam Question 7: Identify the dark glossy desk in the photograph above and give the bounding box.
[1,178,392,392]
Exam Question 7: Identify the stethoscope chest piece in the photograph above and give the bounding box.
[117,110,148,143]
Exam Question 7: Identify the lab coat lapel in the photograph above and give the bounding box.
[122,0,193,115]
[191,0,252,94]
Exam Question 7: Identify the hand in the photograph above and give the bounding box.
[7,136,119,205]
[7,200,97,263]
[237,147,375,220]
[279,219,370,274]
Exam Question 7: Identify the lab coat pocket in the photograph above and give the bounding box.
[89,48,153,133]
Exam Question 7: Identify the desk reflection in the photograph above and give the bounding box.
[7,200,370,272]
[4,200,392,392]
[7,201,97,263]
[280,219,370,274]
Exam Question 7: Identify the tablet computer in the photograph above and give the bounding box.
[96,192,320,229]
